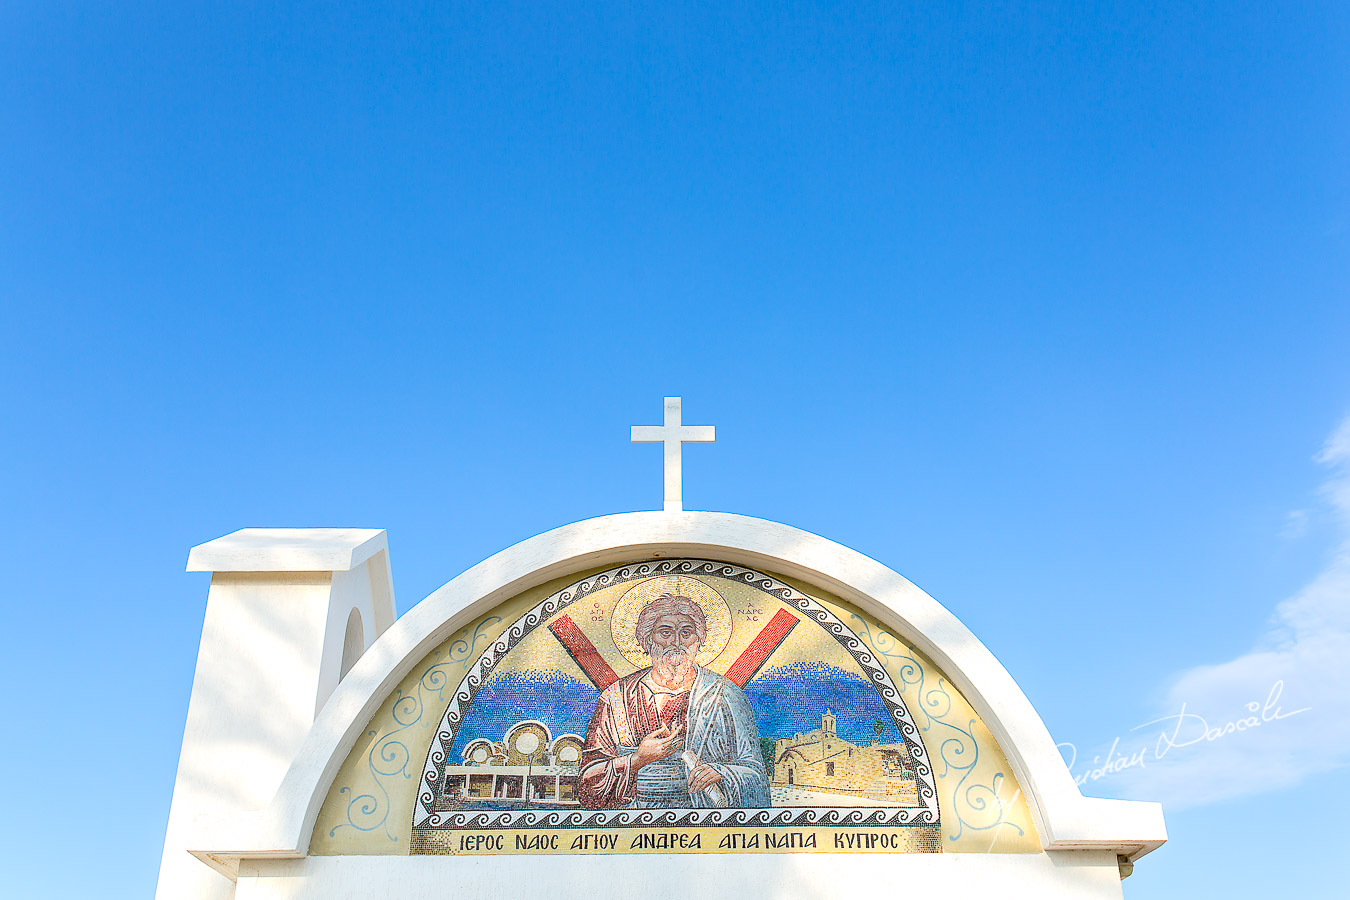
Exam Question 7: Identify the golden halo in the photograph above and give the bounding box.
[610,575,732,668]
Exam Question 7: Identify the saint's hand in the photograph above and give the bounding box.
[633,722,684,769]
[688,764,723,794]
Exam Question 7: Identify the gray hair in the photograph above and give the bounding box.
[635,594,707,655]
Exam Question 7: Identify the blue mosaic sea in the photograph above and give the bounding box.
[745,661,903,745]
[447,660,902,761]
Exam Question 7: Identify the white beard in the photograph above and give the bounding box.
[651,647,696,686]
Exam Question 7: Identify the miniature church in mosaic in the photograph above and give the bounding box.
[772,710,919,803]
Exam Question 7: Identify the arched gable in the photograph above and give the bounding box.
[187,511,1163,874]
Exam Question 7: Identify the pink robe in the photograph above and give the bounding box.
[578,668,689,808]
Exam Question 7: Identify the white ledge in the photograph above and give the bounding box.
[186,528,387,573]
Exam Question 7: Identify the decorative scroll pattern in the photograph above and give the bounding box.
[850,616,1026,842]
[433,807,932,830]
[412,559,939,831]
[327,617,501,841]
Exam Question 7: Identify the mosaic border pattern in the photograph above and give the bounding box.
[412,559,939,830]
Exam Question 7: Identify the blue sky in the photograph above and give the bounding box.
[2,1,1347,896]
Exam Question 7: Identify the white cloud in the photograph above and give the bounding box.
[1280,509,1309,540]
[1071,415,1350,810]
[1315,416,1350,520]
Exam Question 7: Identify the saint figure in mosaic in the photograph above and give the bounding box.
[577,592,771,808]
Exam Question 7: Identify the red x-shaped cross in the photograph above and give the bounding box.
[547,608,799,691]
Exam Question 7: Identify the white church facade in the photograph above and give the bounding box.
[155,399,1165,898]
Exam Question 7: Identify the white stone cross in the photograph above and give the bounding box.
[631,397,715,512]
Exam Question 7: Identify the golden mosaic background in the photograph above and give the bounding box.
[311,564,1039,855]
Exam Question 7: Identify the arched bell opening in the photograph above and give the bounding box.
[339,607,365,681]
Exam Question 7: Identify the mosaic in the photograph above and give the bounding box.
[312,559,1039,856]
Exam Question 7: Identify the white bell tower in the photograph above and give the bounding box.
[156,528,396,900]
